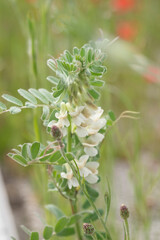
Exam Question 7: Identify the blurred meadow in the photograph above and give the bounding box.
[0,0,160,239]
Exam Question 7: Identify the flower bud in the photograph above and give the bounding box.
[51,125,62,139]
[120,204,129,219]
[83,223,94,235]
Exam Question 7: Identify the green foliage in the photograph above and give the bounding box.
[45,204,65,219]
[30,232,39,240]
[55,216,69,233]
[43,226,54,239]
[2,40,118,239]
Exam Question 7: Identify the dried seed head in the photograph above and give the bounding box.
[51,125,62,139]
[83,223,95,235]
[120,204,129,219]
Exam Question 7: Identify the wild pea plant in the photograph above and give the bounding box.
[0,40,136,240]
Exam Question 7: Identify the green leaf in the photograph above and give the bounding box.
[86,185,99,199]
[30,232,39,240]
[31,142,40,159]
[49,151,62,162]
[67,211,92,226]
[18,89,37,104]
[0,101,7,110]
[64,50,73,63]
[29,88,49,104]
[9,106,21,114]
[104,178,111,223]
[108,110,116,121]
[53,88,64,98]
[41,106,50,121]
[21,225,31,236]
[47,59,57,72]
[55,217,69,233]
[11,237,16,240]
[47,76,59,85]
[80,47,85,57]
[90,80,104,87]
[39,89,54,103]
[21,143,29,159]
[66,152,75,161]
[8,154,28,166]
[83,209,104,222]
[49,109,58,122]
[2,94,23,106]
[90,64,106,76]
[25,102,37,108]
[43,226,53,239]
[45,204,64,219]
[56,227,75,237]
[87,48,92,63]
[88,88,100,100]
[73,47,79,55]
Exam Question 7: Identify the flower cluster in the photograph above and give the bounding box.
[61,155,99,189]
[48,102,106,189]
[49,102,106,157]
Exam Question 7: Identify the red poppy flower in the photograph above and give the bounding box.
[116,22,137,41]
[111,0,135,12]
[143,66,160,83]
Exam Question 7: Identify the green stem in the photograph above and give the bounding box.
[67,114,72,152]
[67,115,83,240]
[59,145,112,240]
[70,199,83,240]
[124,219,130,240]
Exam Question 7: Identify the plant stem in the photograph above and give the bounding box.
[124,219,130,240]
[67,114,72,152]
[67,114,83,240]
[59,144,112,240]
[70,199,83,240]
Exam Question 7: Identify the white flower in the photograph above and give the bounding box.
[76,155,91,177]
[82,105,103,120]
[75,105,106,137]
[82,133,104,156]
[76,155,99,184]
[55,102,70,128]
[85,162,99,184]
[69,105,86,126]
[61,155,99,189]
[61,163,79,189]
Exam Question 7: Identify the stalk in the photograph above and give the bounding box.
[124,219,130,240]
[59,140,112,240]
[67,115,83,240]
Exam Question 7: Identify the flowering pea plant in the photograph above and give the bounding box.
[0,40,135,240]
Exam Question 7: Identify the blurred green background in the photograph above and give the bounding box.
[0,0,160,239]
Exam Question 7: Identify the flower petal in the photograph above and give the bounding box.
[86,162,99,173]
[84,146,98,156]
[70,177,79,187]
[76,126,88,137]
[85,174,99,184]
[79,167,91,177]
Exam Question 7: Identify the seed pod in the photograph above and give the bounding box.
[83,223,95,235]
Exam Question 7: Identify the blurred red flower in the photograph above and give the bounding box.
[116,22,137,40]
[111,0,135,12]
[143,66,160,83]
